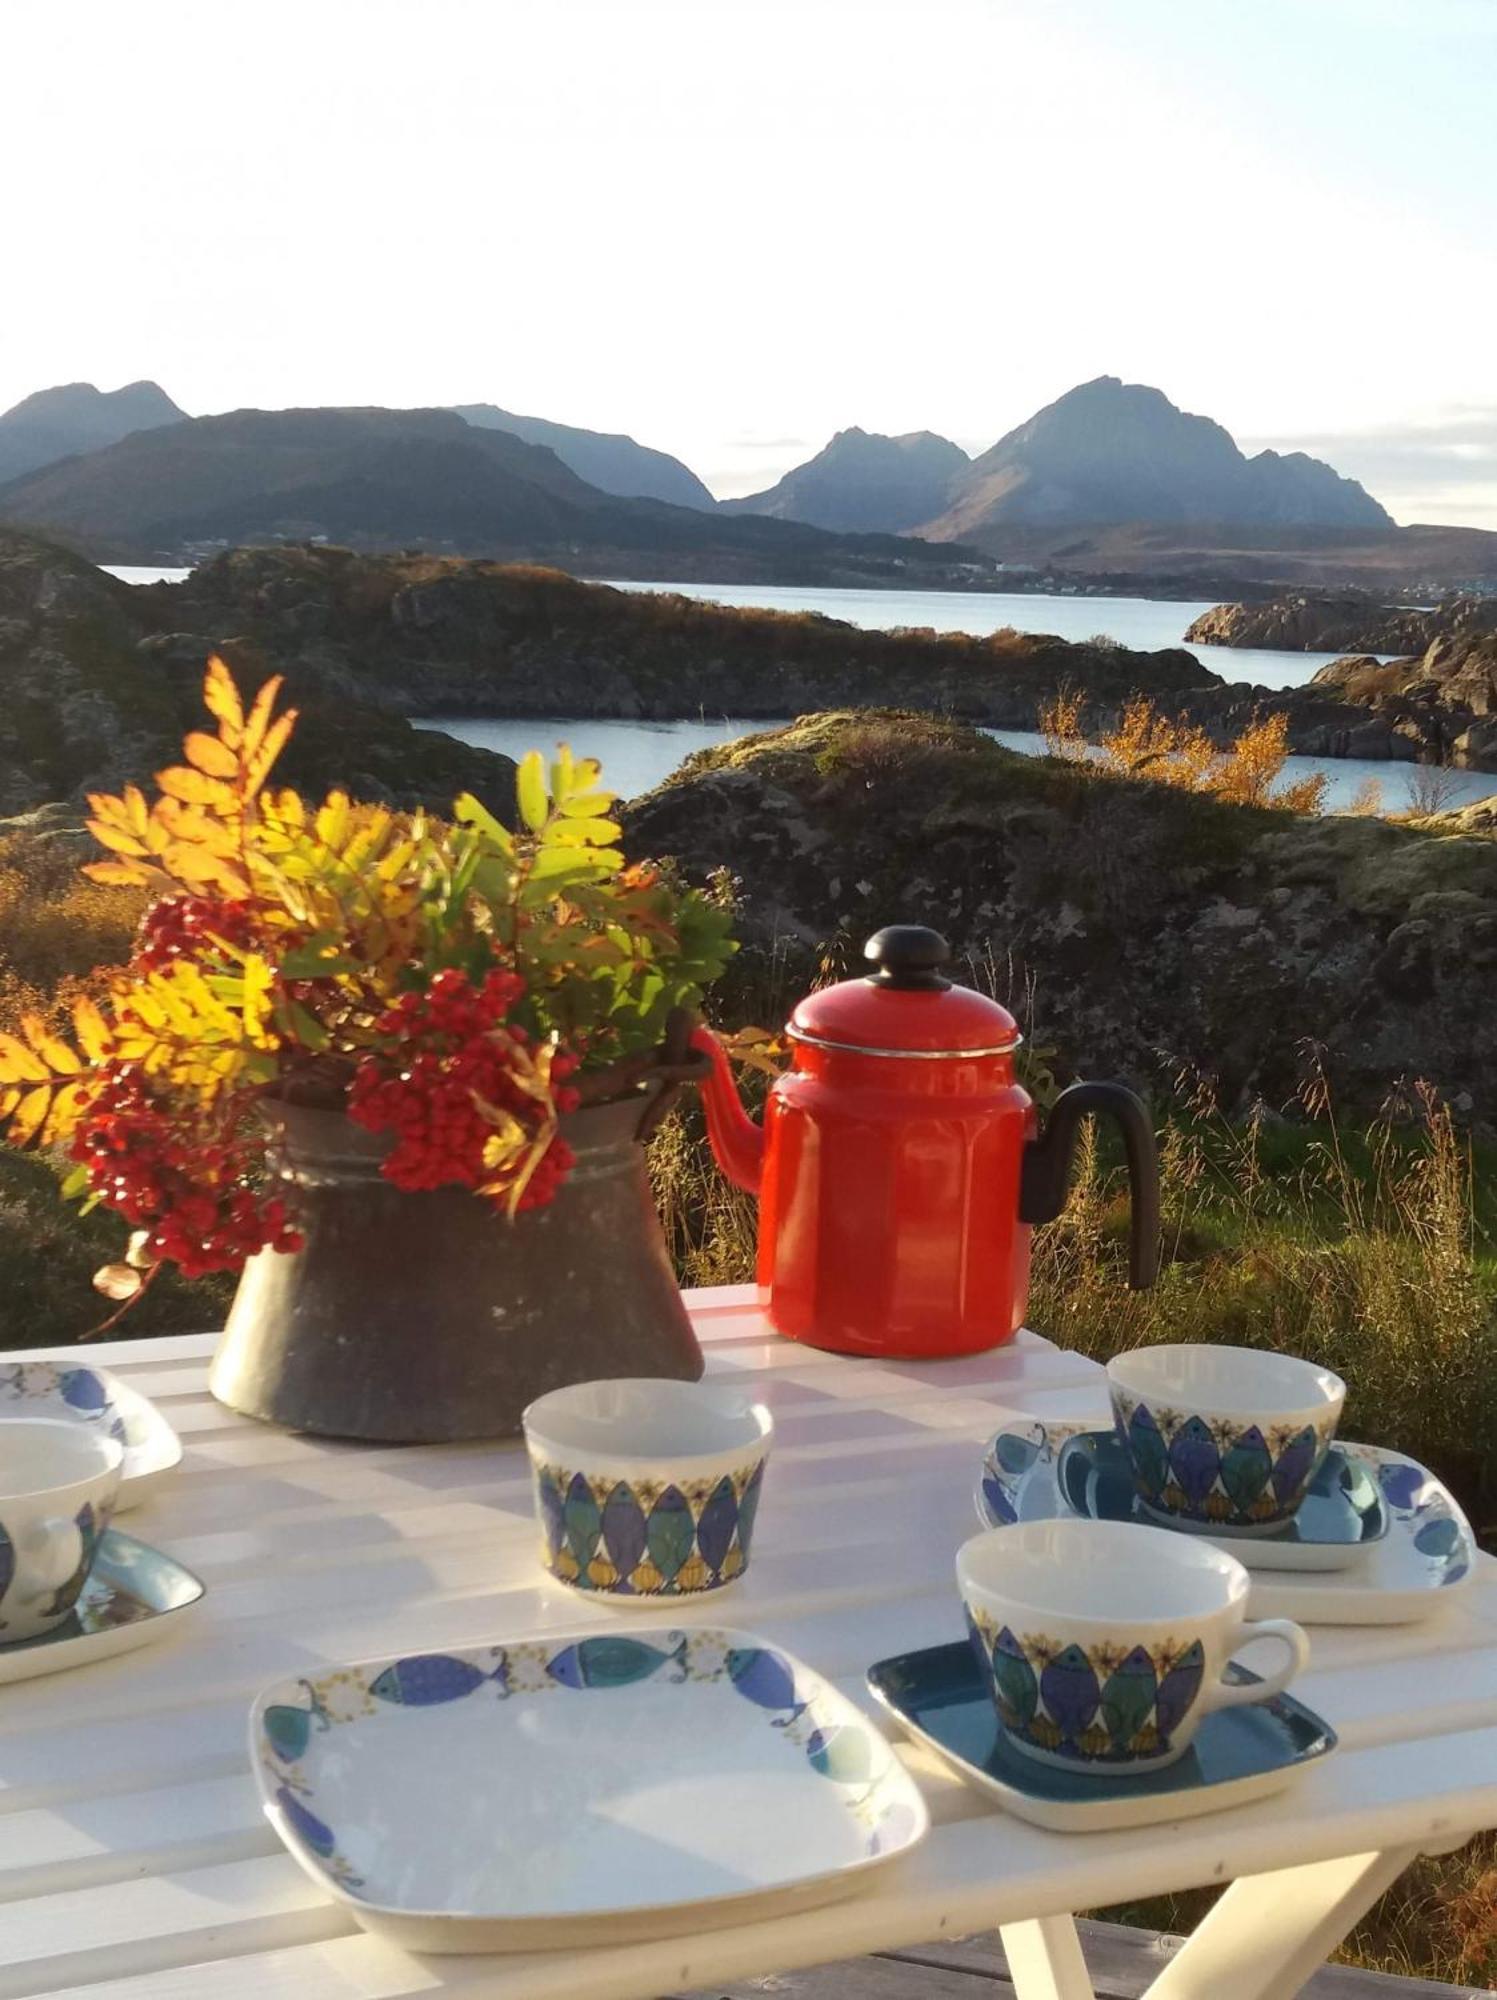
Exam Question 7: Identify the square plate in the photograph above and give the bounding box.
[868,1640,1336,1834]
[0,1361,182,1510]
[1055,1431,1389,1571]
[0,1531,204,1685]
[977,1423,1476,1623]
[251,1626,930,1953]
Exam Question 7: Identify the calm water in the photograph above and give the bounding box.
[417,715,1497,817]
[593,579,1374,691]
[109,564,1486,811]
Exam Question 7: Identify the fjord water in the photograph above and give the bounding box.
[103,568,1497,812]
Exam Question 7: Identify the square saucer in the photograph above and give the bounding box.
[867,1640,1335,1834]
[1056,1430,1388,1571]
[0,1361,182,1509]
[252,1625,929,1953]
[0,1531,205,1685]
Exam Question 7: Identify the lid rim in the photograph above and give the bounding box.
[787,1025,1023,1061]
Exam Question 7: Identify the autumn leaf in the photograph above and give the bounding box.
[517,751,549,832]
[202,656,245,745]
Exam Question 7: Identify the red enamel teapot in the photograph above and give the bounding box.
[691,925,1160,1358]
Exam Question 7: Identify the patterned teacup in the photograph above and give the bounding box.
[522,1378,773,1603]
[957,1517,1310,1773]
[1107,1344,1345,1534]
[0,1417,123,1642]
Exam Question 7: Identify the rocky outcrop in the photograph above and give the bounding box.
[623,711,1497,1124]
[135,544,1220,724]
[0,531,517,817]
[1185,592,1497,654]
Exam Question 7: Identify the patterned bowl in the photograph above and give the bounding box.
[1106,1344,1344,1534]
[522,1378,773,1602]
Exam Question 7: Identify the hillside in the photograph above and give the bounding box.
[0,406,989,585]
[722,427,969,532]
[922,377,1392,543]
[625,710,1497,1121]
[135,543,1216,722]
[0,530,517,817]
[0,380,186,486]
[451,405,713,508]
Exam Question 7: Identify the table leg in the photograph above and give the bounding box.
[1140,1845,1424,2000]
[1000,1915,1097,2000]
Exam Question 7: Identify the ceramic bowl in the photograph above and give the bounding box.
[956,1517,1310,1774]
[0,1417,124,1642]
[1106,1344,1344,1533]
[522,1378,773,1601]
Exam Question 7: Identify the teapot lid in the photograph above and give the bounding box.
[788,927,1022,1058]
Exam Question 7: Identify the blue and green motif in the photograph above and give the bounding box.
[967,1607,1207,1766]
[531,1454,767,1596]
[1110,1392,1334,1529]
[259,1627,906,1880]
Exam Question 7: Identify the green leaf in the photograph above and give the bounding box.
[278,945,362,979]
[549,744,575,804]
[59,1163,91,1201]
[516,752,550,833]
[277,999,332,1051]
[545,817,623,849]
[558,791,618,819]
[453,792,515,854]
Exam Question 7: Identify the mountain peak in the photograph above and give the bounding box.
[0,379,187,485]
[450,404,713,509]
[723,426,970,533]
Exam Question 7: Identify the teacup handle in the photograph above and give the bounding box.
[15,1516,83,1605]
[1207,1617,1311,1711]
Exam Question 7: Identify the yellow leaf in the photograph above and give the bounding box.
[41,1079,89,1146]
[244,710,296,797]
[203,656,244,746]
[85,814,150,859]
[241,956,278,1049]
[158,766,236,810]
[21,1014,81,1074]
[7,1084,54,1147]
[0,1033,50,1083]
[72,995,113,1062]
[184,731,240,779]
[83,857,154,887]
[517,751,549,832]
[241,674,285,763]
[549,744,575,803]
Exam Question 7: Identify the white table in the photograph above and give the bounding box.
[5,1286,1495,2000]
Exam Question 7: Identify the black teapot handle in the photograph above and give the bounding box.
[1019,1082,1161,1290]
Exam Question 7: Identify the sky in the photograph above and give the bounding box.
[3,0,1495,524]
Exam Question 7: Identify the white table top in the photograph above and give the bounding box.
[3,1287,1495,2000]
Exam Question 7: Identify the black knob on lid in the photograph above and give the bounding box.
[864,926,952,991]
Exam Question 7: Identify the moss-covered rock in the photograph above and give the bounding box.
[624,711,1497,1122]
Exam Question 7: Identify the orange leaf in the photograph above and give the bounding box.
[203,656,244,747]
[21,1014,81,1074]
[7,1084,54,1147]
[184,731,240,779]
[72,995,114,1063]
[157,767,236,810]
[0,1033,49,1083]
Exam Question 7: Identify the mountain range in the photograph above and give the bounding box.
[1,373,1493,586]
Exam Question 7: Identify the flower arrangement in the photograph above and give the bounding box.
[0,659,734,1305]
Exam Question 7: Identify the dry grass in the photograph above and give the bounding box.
[1041,688,1328,812]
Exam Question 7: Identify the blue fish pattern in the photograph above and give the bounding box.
[369,1653,508,1706]
[277,1786,338,1859]
[695,1474,739,1580]
[726,1644,805,1721]
[1039,1643,1101,1749]
[989,1624,1039,1732]
[59,1368,110,1416]
[1118,1397,1331,1527]
[545,1634,688,1689]
[601,1481,649,1584]
[533,1456,765,1597]
[1153,1640,1206,1742]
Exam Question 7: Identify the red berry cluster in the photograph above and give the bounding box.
[135,895,259,972]
[348,968,579,1212]
[69,1063,303,1278]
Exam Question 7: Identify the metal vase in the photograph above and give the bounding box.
[208,1087,703,1442]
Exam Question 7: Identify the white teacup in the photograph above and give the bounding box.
[957,1517,1310,1773]
[523,1378,773,1602]
[0,1419,124,1642]
[1107,1344,1345,1534]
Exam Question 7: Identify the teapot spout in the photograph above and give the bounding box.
[689,1027,766,1195]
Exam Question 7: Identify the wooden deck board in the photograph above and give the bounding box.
[674,1918,1488,1999]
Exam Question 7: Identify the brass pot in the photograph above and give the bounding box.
[209,1081,704,1442]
